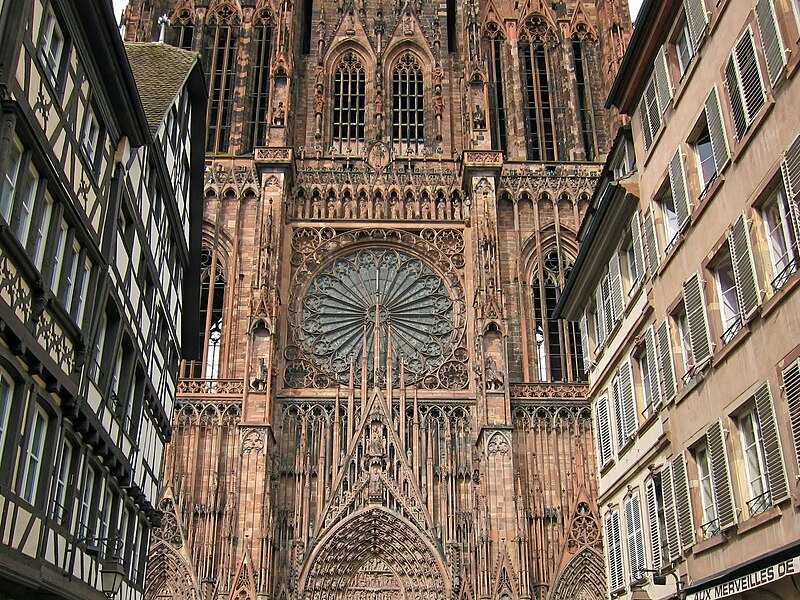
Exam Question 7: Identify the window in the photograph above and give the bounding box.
[712,243,742,344]
[392,53,425,156]
[645,476,668,570]
[643,209,660,276]
[204,6,239,153]
[674,19,695,77]
[0,137,22,221]
[739,409,769,515]
[625,492,646,582]
[725,29,766,141]
[690,119,716,192]
[694,442,718,537]
[21,406,48,505]
[98,487,114,544]
[71,254,91,326]
[519,19,556,161]
[53,439,73,525]
[655,183,680,252]
[656,320,678,403]
[81,104,101,170]
[38,5,66,87]
[639,77,661,152]
[30,192,53,271]
[638,327,661,418]
[605,510,624,592]
[49,220,69,292]
[0,371,13,465]
[110,349,123,403]
[171,9,194,51]
[625,212,646,291]
[532,250,584,382]
[762,184,799,290]
[14,161,42,254]
[673,306,693,378]
[79,466,98,537]
[484,24,507,154]
[248,12,273,149]
[332,52,366,154]
[683,0,708,47]
[572,36,596,160]
[200,248,225,378]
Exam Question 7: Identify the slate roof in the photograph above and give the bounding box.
[124,42,200,134]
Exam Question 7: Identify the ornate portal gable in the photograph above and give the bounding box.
[316,387,433,537]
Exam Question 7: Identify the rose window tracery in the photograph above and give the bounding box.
[297,248,458,387]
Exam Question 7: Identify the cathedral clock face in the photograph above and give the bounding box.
[298,247,457,386]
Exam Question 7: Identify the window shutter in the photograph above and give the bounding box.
[661,463,681,561]
[645,325,663,410]
[609,254,624,323]
[645,78,661,143]
[684,0,708,47]
[754,382,789,503]
[644,209,660,277]
[683,272,713,369]
[704,87,730,173]
[640,97,654,152]
[594,286,607,348]
[621,360,638,440]
[645,478,663,570]
[669,149,691,228]
[781,360,800,477]
[734,31,767,137]
[601,276,614,338]
[781,135,800,245]
[657,320,678,403]
[755,0,786,86]
[580,311,591,370]
[725,55,748,141]
[605,511,624,592]
[613,376,626,449]
[730,212,761,319]
[626,493,646,581]
[596,395,614,467]
[672,453,696,549]
[631,211,646,286]
[654,46,673,113]
[706,419,737,529]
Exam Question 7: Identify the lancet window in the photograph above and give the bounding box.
[248,11,274,150]
[171,8,194,50]
[200,247,226,379]
[532,250,585,382]
[332,51,366,154]
[484,23,508,155]
[519,16,556,161]
[204,5,240,153]
[392,53,425,155]
[572,35,597,160]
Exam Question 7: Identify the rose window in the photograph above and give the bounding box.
[298,248,457,386]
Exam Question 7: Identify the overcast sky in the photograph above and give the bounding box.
[111,0,644,34]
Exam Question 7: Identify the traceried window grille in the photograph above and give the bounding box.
[204,5,240,153]
[248,11,273,150]
[392,53,425,155]
[332,51,366,154]
[484,24,507,154]
[532,250,585,382]
[171,9,194,50]
[200,248,226,379]
[519,16,556,161]
[572,35,597,160]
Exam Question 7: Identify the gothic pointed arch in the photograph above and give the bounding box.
[204,1,242,153]
[548,548,605,600]
[299,505,450,600]
[518,13,557,160]
[144,494,203,600]
[569,1,598,41]
[390,51,425,155]
[330,49,367,154]
[247,5,275,149]
[169,0,196,50]
[229,551,257,600]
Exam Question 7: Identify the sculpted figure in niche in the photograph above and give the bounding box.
[406,194,417,219]
[327,196,336,219]
[358,195,368,219]
[335,194,344,218]
[311,194,322,218]
[344,194,356,219]
[272,102,285,126]
[421,196,431,219]
[436,196,446,220]
[433,93,445,117]
[390,195,403,219]
[375,194,385,219]
[453,196,462,220]
[473,104,486,129]
[485,356,505,390]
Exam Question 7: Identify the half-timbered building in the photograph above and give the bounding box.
[0,1,204,598]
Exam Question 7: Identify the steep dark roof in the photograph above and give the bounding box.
[124,42,200,133]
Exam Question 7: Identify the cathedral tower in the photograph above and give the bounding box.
[121,1,631,599]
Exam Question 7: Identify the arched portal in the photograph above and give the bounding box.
[299,506,450,600]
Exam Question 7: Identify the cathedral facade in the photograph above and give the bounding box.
[121,1,631,599]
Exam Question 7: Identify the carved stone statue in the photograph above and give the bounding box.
[485,356,505,390]
[433,93,445,117]
[473,104,486,129]
[272,102,285,126]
